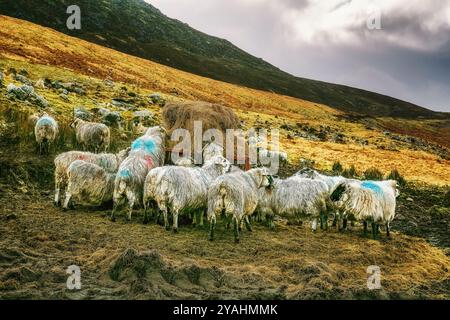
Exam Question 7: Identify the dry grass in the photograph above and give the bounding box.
[0,195,449,299]
[1,15,448,185]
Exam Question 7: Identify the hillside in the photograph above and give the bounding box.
[0,0,447,119]
[0,16,449,300]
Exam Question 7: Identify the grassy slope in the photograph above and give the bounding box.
[1,15,449,185]
[0,0,448,119]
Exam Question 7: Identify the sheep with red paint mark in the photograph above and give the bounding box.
[111,126,166,222]
[53,148,130,207]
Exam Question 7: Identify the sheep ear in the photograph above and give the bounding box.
[331,183,346,201]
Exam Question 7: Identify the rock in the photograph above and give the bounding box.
[133,110,154,126]
[13,74,32,85]
[74,106,92,121]
[7,83,34,100]
[18,69,29,76]
[112,98,135,110]
[59,93,70,102]
[34,79,46,89]
[102,111,122,127]
[149,93,166,107]
[104,78,115,87]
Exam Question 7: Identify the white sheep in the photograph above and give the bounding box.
[62,160,116,210]
[174,157,194,167]
[295,168,348,229]
[71,118,110,153]
[203,141,224,163]
[207,168,272,243]
[143,155,231,232]
[111,126,166,222]
[34,114,58,154]
[331,180,399,238]
[54,149,130,206]
[257,176,330,231]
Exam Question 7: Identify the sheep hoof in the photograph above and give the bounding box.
[62,207,68,212]
[53,201,60,207]
[143,218,149,225]
[234,238,240,244]
[173,228,178,234]
[110,216,116,223]
[165,225,170,231]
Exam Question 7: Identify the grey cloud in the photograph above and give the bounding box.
[148,0,450,112]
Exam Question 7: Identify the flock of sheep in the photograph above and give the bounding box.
[32,112,400,243]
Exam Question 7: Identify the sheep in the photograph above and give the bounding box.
[207,168,273,243]
[202,141,224,163]
[111,126,166,222]
[62,160,115,210]
[54,148,130,207]
[330,180,399,238]
[70,118,110,153]
[257,176,330,231]
[295,168,348,229]
[143,155,231,232]
[174,157,194,167]
[34,114,58,154]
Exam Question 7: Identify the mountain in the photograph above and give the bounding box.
[0,0,447,119]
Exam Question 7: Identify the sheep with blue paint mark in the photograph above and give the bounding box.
[143,155,231,232]
[331,179,399,238]
[34,113,58,154]
[70,118,110,153]
[53,148,130,207]
[62,160,116,210]
[111,126,166,222]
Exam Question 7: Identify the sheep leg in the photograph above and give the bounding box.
[386,222,391,237]
[342,218,347,231]
[311,218,318,232]
[62,191,72,211]
[192,211,197,227]
[172,209,179,233]
[244,215,253,232]
[363,221,368,236]
[233,216,240,243]
[199,209,205,227]
[320,213,328,230]
[54,180,62,207]
[266,212,275,230]
[160,204,170,231]
[111,197,124,222]
[143,202,150,224]
[371,222,378,239]
[208,214,216,241]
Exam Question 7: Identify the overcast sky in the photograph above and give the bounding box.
[147,0,450,112]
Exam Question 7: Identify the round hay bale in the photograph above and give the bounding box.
[162,101,240,134]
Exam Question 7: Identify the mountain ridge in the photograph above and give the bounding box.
[0,0,448,119]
